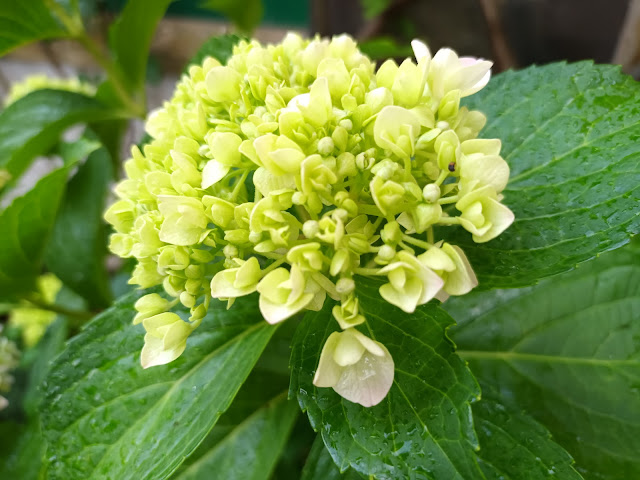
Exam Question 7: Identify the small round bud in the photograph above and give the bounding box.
[248,231,262,244]
[303,220,319,238]
[436,120,450,130]
[336,277,355,294]
[180,291,196,309]
[317,137,335,156]
[333,208,348,222]
[334,191,349,204]
[185,264,204,279]
[381,221,402,245]
[422,183,441,203]
[292,191,306,205]
[223,244,238,259]
[189,303,208,322]
[339,118,353,131]
[378,244,396,261]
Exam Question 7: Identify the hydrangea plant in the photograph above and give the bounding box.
[0,1,638,479]
[105,34,513,405]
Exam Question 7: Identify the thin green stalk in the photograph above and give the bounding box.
[76,34,146,117]
[25,296,93,322]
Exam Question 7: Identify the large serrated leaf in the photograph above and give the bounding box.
[290,277,483,480]
[41,290,276,480]
[0,89,123,183]
[453,62,640,288]
[0,2,68,56]
[447,244,640,479]
[473,385,583,480]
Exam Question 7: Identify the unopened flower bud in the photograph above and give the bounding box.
[422,183,441,203]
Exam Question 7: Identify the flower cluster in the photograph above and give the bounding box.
[105,34,513,405]
[9,274,62,347]
[4,74,96,106]
[0,330,19,410]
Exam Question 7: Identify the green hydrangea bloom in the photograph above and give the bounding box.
[9,274,62,347]
[105,34,513,406]
[0,329,20,410]
[4,74,96,106]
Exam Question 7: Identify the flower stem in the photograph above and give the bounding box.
[76,33,146,118]
[438,216,461,225]
[438,195,458,205]
[25,296,93,322]
[402,234,433,250]
[434,170,448,186]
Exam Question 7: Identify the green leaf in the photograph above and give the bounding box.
[0,421,45,480]
[172,392,298,480]
[360,0,391,18]
[448,244,640,479]
[301,435,363,480]
[290,277,483,479]
[199,0,263,34]
[453,62,640,288]
[359,37,414,60]
[0,318,69,480]
[108,0,173,91]
[185,34,244,72]
[45,147,113,308]
[473,385,583,480]
[0,89,123,183]
[41,291,277,480]
[0,168,69,298]
[0,1,68,56]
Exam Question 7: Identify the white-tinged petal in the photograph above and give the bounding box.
[411,39,431,64]
[259,292,314,324]
[201,160,230,189]
[474,198,515,243]
[333,341,394,407]
[460,154,510,193]
[333,331,366,366]
[313,332,342,387]
[141,333,187,369]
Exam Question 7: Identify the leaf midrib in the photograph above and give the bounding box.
[458,349,640,366]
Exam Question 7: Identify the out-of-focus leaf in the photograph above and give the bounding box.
[199,0,262,34]
[0,89,123,183]
[108,0,174,91]
[0,169,69,299]
[45,147,113,308]
[185,34,244,72]
[0,2,69,56]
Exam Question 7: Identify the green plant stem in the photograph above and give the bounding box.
[438,195,458,205]
[76,34,146,118]
[438,216,460,225]
[25,296,93,322]
[402,234,433,250]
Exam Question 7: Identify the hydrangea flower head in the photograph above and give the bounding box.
[105,34,513,406]
[4,74,96,106]
[0,329,19,410]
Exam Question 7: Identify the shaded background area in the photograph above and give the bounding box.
[2,0,639,84]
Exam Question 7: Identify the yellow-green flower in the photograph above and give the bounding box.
[9,274,62,347]
[106,34,513,407]
[5,74,96,106]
